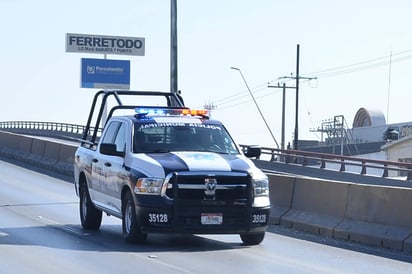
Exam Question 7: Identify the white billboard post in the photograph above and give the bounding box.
[66,33,146,127]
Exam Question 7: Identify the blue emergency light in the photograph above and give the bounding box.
[134,107,208,118]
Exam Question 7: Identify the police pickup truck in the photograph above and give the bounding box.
[74,90,270,245]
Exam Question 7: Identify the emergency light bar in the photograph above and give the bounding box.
[135,107,208,118]
[181,109,208,116]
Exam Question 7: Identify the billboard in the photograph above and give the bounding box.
[81,58,130,89]
[66,33,145,56]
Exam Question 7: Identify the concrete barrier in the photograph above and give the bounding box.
[1,133,33,162]
[334,184,412,251]
[18,135,33,153]
[0,130,19,149]
[281,177,349,237]
[267,174,295,225]
[0,131,76,178]
[268,172,412,253]
[27,138,56,170]
[55,143,77,176]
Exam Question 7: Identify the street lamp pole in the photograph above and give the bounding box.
[170,0,178,94]
[231,67,279,149]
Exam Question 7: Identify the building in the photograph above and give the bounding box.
[381,134,412,177]
[304,107,412,158]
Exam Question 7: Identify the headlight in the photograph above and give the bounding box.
[252,173,269,197]
[134,178,164,195]
[251,172,270,207]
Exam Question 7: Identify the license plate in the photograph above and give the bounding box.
[201,213,223,225]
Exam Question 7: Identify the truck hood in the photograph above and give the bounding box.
[128,151,255,178]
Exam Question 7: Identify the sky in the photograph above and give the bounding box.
[1,0,412,148]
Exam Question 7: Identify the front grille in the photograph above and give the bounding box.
[165,171,252,228]
[166,172,250,204]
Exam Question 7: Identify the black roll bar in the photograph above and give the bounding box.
[82,90,185,146]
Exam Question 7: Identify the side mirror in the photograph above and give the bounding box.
[100,143,124,157]
[244,145,261,158]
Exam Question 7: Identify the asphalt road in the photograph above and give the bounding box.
[0,160,411,274]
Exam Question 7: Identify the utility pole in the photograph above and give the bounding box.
[295,44,300,150]
[269,44,316,150]
[282,83,286,151]
[267,83,295,150]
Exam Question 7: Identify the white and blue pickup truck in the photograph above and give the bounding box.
[74,90,270,245]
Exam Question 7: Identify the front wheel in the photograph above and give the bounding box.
[79,184,102,230]
[240,232,265,245]
[122,191,147,243]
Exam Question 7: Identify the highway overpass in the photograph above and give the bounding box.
[1,129,412,254]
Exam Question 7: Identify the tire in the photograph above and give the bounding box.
[79,184,102,230]
[240,232,265,245]
[122,191,147,243]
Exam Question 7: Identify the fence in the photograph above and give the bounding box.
[0,121,102,141]
[240,145,412,180]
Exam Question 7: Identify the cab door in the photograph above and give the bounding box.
[91,121,122,207]
[98,121,127,215]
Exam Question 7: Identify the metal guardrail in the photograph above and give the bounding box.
[240,145,412,180]
[0,121,102,141]
[1,121,410,180]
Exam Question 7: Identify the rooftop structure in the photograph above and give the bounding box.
[305,107,412,156]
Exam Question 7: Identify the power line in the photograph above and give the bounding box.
[212,83,269,106]
[304,49,412,78]
[216,86,269,107]
[202,89,279,111]
[215,48,412,110]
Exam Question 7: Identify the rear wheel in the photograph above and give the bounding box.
[240,232,265,245]
[122,191,147,243]
[79,184,102,230]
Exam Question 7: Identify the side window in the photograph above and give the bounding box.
[114,123,126,153]
[101,121,121,143]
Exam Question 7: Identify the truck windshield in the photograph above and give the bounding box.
[133,123,240,154]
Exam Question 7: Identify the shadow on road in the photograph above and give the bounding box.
[0,224,250,253]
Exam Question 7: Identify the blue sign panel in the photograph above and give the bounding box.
[81,58,130,89]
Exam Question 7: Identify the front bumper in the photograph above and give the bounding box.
[135,205,270,234]
[133,170,270,234]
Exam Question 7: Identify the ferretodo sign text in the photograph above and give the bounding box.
[66,33,145,56]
